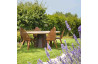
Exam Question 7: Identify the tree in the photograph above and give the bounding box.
[17,1,47,30]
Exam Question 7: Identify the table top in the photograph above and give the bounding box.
[27,31,60,34]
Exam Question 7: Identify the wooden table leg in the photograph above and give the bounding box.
[36,34,47,48]
[42,34,47,47]
[50,41,52,47]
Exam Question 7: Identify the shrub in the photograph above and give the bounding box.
[17,31,21,42]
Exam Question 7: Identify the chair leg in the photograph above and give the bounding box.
[54,40,57,48]
[47,41,49,50]
[31,41,33,46]
[56,40,57,42]
[19,38,22,45]
[23,41,25,45]
[27,41,30,50]
[60,39,62,44]
[50,41,52,47]
[34,37,37,47]
[56,40,58,45]
[20,40,24,48]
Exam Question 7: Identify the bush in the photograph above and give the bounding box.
[17,1,47,30]
[17,31,21,42]
[17,26,20,30]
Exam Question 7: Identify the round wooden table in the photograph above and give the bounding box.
[27,31,60,48]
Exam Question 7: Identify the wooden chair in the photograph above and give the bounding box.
[19,27,25,45]
[20,28,34,50]
[34,27,40,31]
[46,27,57,49]
[33,27,41,47]
[33,27,41,37]
[56,29,65,44]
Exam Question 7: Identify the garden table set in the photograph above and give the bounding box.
[19,27,65,50]
[27,31,60,48]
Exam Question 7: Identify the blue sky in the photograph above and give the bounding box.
[18,0,81,18]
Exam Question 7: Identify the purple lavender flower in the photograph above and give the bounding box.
[48,59,53,64]
[61,44,65,49]
[64,40,67,46]
[54,60,57,64]
[70,48,72,51]
[73,34,80,45]
[78,25,81,39]
[47,43,52,51]
[61,44,65,53]
[37,24,81,64]
[44,47,50,59]
[47,61,51,64]
[67,52,73,63]
[78,25,81,32]
[79,62,81,64]
[77,46,81,54]
[27,62,31,64]
[60,51,61,54]
[64,40,68,52]
[58,56,61,62]
[61,59,65,64]
[57,56,62,61]
[39,59,43,63]
[65,46,68,52]
[65,21,71,31]
[78,57,81,62]
[71,51,74,55]
[37,59,43,64]
[75,61,78,64]
[72,43,74,50]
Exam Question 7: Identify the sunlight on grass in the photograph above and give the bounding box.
[17,38,80,64]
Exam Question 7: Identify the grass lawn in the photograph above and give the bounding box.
[17,37,80,64]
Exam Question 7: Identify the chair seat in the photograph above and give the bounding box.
[56,37,60,39]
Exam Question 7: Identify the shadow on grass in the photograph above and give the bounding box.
[17,44,44,53]
[17,41,75,53]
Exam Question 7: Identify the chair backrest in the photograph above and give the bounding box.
[33,27,41,37]
[34,27,40,31]
[46,27,56,41]
[19,27,22,38]
[60,29,65,39]
[19,27,24,41]
[20,28,30,41]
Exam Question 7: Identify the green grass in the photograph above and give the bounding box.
[17,38,80,64]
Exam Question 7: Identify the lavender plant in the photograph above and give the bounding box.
[78,25,81,39]
[30,21,81,64]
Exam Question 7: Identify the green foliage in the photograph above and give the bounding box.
[17,1,81,37]
[17,26,20,30]
[44,12,81,37]
[17,1,47,30]
[17,31,21,42]
[64,13,81,37]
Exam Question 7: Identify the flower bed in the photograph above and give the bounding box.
[28,21,81,64]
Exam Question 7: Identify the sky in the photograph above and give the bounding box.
[18,0,81,18]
